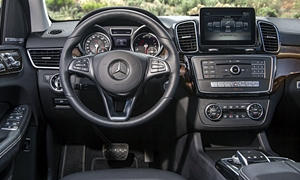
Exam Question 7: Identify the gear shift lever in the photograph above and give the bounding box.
[233,150,270,165]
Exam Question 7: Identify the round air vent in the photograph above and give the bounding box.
[48,29,63,35]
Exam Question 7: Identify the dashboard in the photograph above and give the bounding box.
[22,7,300,131]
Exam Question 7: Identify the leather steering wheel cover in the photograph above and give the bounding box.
[60,9,179,128]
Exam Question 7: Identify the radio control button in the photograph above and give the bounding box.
[202,61,208,65]
[224,82,231,87]
[217,82,225,87]
[210,82,218,87]
[209,65,215,70]
[240,105,247,109]
[203,70,209,75]
[210,70,216,74]
[230,65,241,75]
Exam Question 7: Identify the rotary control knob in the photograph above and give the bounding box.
[247,103,263,120]
[50,74,63,92]
[230,65,241,75]
[205,104,222,121]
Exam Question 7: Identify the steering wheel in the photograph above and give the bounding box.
[59,9,179,128]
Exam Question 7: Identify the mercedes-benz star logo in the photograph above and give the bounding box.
[109,60,129,80]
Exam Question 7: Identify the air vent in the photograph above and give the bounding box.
[258,21,280,53]
[49,29,63,35]
[28,49,61,69]
[176,21,198,52]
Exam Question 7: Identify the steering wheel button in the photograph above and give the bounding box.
[151,64,162,69]
[158,68,166,72]
[81,68,89,72]
[75,63,87,67]
[150,68,159,73]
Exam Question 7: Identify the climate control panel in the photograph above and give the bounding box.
[204,103,264,121]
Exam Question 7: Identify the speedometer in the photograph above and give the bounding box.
[84,32,111,55]
[132,33,161,56]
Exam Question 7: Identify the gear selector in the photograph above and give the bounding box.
[233,150,270,165]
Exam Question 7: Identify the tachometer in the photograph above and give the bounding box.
[132,33,161,56]
[84,32,111,55]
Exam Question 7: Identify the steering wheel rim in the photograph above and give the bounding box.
[60,9,179,128]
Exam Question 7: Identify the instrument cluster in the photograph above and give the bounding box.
[78,25,164,57]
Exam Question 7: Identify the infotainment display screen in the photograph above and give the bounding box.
[200,8,255,46]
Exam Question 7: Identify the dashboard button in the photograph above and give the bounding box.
[205,104,222,121]
[230,65,241,75]
[247,103,264,120]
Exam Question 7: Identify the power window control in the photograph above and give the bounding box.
[1,105,27,131]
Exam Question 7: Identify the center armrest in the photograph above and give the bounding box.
[240,161,300,180]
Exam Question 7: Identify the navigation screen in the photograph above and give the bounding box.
[200,8,255,45]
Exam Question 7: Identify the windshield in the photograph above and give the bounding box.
[46,0,300,20]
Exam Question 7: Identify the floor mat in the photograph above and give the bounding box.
[59,145,149,178]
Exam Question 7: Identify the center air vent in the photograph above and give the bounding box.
[176,21,198,52]
[28,49,61,69]
[258,21,280,53]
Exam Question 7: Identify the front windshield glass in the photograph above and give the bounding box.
[46,0,300,20]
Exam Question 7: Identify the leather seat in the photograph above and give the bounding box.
[61,168,186,180]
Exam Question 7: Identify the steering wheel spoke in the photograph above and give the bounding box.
[98,87,137,121]
[68,56,95,80]
[145,57,170,80]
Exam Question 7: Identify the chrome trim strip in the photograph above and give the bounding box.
[191,54,277,94]
[237,151,249,166]
[27,48,62,69]
[174,21,199,53]
[258,21,281,54]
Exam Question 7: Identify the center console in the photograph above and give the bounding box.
[216,150,300,180]
[190,55,276,128]
[184,7,280,130]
